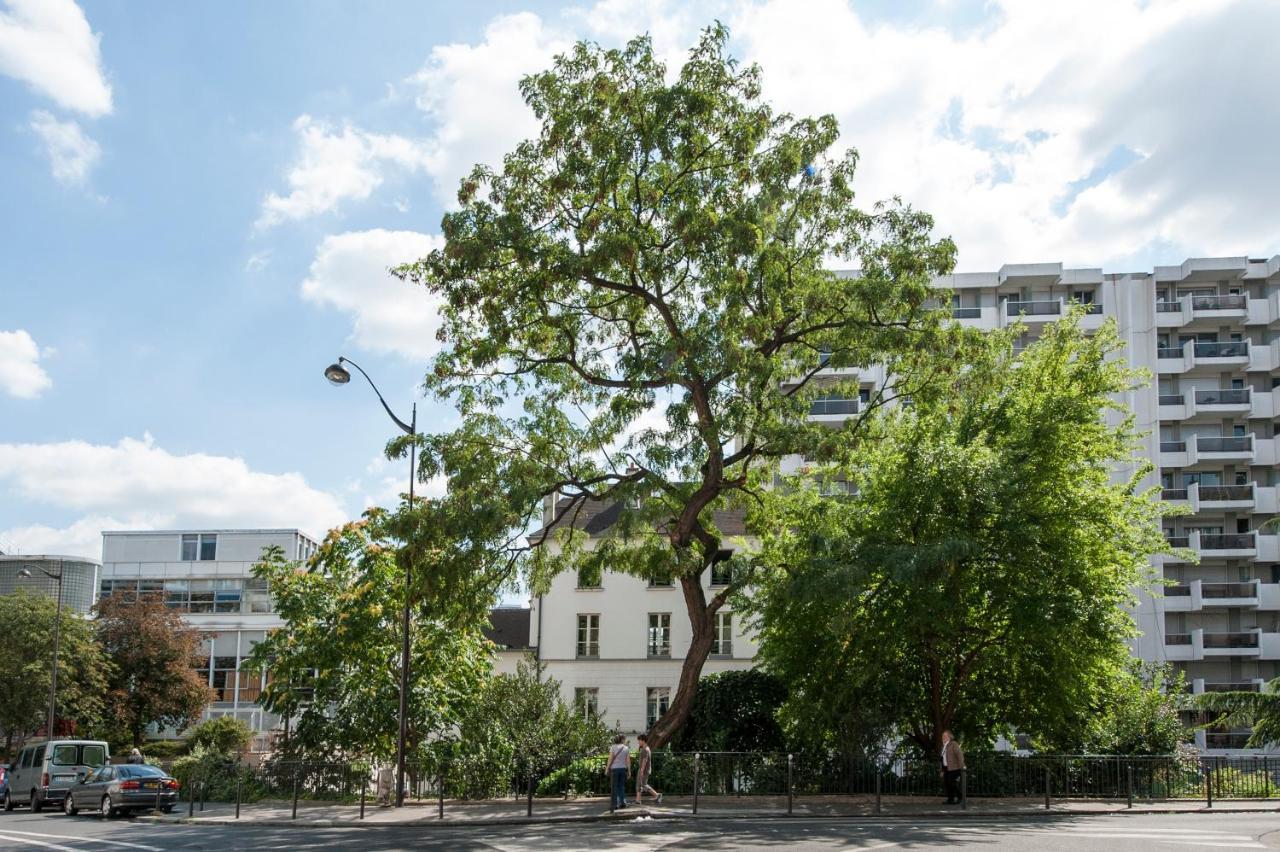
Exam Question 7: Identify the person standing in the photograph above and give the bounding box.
[635,734,662,806]
[127,748,143,765]
[941,730,965,805]
[606,734,631,810]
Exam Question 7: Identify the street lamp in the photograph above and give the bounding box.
[323,356,417,808]
[18,562,65,738]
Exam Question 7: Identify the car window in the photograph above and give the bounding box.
[126,766,165,777]
[52,744,78,765]
[19,748,31,769]
[99,766,115,782]
[84,768,102,783]
[81,745,107,767]
[33,745,46,766]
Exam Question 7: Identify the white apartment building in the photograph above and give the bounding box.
[521,254,1280,752]
[100,529,319,745]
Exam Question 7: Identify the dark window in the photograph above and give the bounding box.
[51,745,78,766]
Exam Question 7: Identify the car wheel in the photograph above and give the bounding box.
[63,794,77,817]
[160,805,174,814]
[31,790,42,813]
[2,790,12,812]
[99,795,114,819]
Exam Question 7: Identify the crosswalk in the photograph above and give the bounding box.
[0,829,162,851]
[932,823,1270,850]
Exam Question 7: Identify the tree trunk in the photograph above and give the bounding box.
[645,574,720,748]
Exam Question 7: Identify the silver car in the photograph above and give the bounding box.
[63,763,179,817]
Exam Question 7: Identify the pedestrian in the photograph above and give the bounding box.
[605,734,631,810]
[940,730,964,805]
[127,748,143,765]
[635,733,662,806]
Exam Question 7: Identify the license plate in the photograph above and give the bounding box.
[54,775,76,783]
[142,782,158,790]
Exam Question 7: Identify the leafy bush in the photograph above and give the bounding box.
[536,753,608,797]
[187,716,253,756]
[141,739,190,759]
[670,670,789,752]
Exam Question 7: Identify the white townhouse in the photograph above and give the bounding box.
[516,254,1280,753]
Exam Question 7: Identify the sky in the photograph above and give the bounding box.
[1,0,1278,560]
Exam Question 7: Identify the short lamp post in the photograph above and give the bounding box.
[323,356,417,808]
[19,562,65,737]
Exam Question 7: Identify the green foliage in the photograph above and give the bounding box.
[749,311,1170,757]
[246,513,494,762]
[395,24,962,744]
[670,669,788,752]
[1194,677,1280,748]
[95,592,213,747]
[0,590,109,754]
[187,715,253,757]
[535,753,608,797]
[1039,662,1191,755]
[140,739,191,759]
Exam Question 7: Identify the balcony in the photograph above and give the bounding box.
[1159,388,1251,420]
[1158,435,1254,468]
[1191,294,1247,312]
[950,307,982,319]
[1155,294,1249,328]
[1161,530,1271,563]
[1202,631,1260,654]
[1157,340,1250,374]
[1194,340,1249,360]
[1205,732,1254,750]
[1200,532,1256,554]
[1196,483,1255,509]
[1005,299,1061,318]
[1164,579,1260,611]
[809,396,859,418]
[1202,682,1262,694]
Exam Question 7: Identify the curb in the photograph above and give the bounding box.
[133,804,1280,829]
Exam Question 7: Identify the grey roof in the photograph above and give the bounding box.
[484,607,532,650]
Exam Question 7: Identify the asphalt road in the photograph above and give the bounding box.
[0,809,1278,850]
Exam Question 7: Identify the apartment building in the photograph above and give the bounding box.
[99,529,319,745]
[522,255,1280,752]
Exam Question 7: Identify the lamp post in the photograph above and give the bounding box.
[19,562,65,737]
[324,356,416,808]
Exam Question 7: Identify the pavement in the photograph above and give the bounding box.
[124,793,1280,827]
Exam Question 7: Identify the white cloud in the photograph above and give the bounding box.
[29,109,100,185]
[0,434,349,559]
[0,328,52,398]
[300,228,445,360]
[245,249,272,272]
[359,454,445,510]
[406,12,570,206]
[0,0,112,117]
[256,115,432,228]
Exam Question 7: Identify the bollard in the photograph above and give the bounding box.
[1205,762,1213,809]
[1127,765,1133,809]
[960,768,967,811]
[235,772,241,820]
[188,775,195,817]
[292,767,300,820]
[1043,766,1050,810]
[526,772,534,818]
[438,768,445,820]
[875,764,882,815]
[693,753,701,815]
[786,754,794,816]
[199,779,205,812]
[360,782,366,820]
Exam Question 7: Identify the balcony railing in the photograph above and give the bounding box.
[1166,634,1193,645]
[1206,732,1253,749]
[1202,632,1259,649]
[1198,485,1253,502]
[1196,436,1252,453]
[1158,394,1185,405]
[950,307,982,319]
[1204,682,1260,693]
[1194,388,1251,406]
[1156,301,1182,313]
[1201,582,1257,599]
[1191,294,1246,311]
[1165,585,1192,596]
[1200,533,1255,551]
[1160,441,1187,453]
[1161,488,1189,501]
[809,396,859,416]
[1194,341,1248,358]
[1157,347,1184,359]
[1165,536,1190,548]
[1005,300,1061,317]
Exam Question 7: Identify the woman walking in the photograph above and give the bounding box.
[606,734,631,810]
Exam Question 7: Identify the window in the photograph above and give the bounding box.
[576,564,602,589]
[214,578,242,613]
[648,573,673,588]
[81,744,106,768]
[51,744,78,766]
[648,613,671,657]
[712,612,733,656]
[212,656,237,702]
[576,614,600,658]
[574,687,599,719]
[244,578,272,613]
[646,687,671,729]
[181,533,217,561]
[709,550,734,586]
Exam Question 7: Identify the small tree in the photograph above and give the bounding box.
[95,593,213,747]
[1038,662,1190,755]
[1194,680,1280,749]
[0,590,108,755]
[187,715,253,757]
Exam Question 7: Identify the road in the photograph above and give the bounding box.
[0,810,1278,850]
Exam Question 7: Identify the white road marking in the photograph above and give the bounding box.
[0,829,164,851]
[0,834,82,852]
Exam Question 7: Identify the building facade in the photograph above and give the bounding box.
[99,529,319,746]
[523,254,1280,752]
[0,554,101,615]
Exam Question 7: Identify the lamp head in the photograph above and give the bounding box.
[324,361,351,386]
[17,568,32,578]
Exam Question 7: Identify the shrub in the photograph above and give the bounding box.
[187,716,253,756]
[141,739,190,760]
[536,753,609,797]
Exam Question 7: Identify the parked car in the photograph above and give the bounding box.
[0,763,9,803]
[3,740,110,812]
[63,764,179,817]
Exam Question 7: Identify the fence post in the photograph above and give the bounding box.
[360,779,366,820]
[187,773,195,817]
[438,766,445,820]
[199,778,205,812]
[1204,760,1213,809]
[292,766,300,820]
[693,753,700,815]
[786,754,794,815]
[1043,766,1050,810]
[526,772,534,817]
[235,771,241,820]
[960,768,967,810]
[875,763,882,815]
[1126,764,1133,809]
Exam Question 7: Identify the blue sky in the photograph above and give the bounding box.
[2,0,1278,559]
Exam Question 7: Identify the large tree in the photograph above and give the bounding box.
[246,511,495,761]
[748,312,1170,757]
[95,592,214,747]
[0,590,108,756]
[397,25,960,746]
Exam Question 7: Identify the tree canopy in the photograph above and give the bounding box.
[747,312,1169,757]
[396,24,961,745]
[669,669,789,753]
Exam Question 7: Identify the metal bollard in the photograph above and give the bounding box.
[1127,765,1133,809]
[960,769,967,810]
[188,775,195,817]
[292,768,299,820]
[875,765,882,815]
[693,753,700,815]
[199,779,205,812]
[360,781,366,820]
[786,754,794,815]
[526,772,534,818]
[438,768,445,820]
[235,773,241,819]
[1205,762,1213,809]
[1043,766,1050,810]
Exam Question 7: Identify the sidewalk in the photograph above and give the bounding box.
[136,794,1280,828]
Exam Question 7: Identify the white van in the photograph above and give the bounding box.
[4,740,110,811]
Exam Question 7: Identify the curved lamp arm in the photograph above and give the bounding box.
[335,356,415,436]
